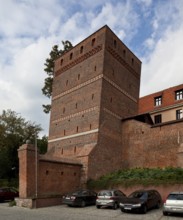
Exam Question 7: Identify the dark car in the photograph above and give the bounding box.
[120,189,162,214]
[62,189,97,207]
[96,189,126,209]
[0,187,19,202]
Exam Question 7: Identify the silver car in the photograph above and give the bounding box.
[163,192,183,216]
[96,189,126,210]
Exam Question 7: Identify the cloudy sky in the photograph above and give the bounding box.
[0,0,183,136]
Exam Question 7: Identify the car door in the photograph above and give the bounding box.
[147,191,154,209]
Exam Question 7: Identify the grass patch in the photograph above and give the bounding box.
[87,167,183,190]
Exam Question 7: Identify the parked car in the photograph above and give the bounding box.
[96,189,126,209]
[120,189,162,214]
[163,192,183,216]
[0,187,19,202]
[62,189,97,207]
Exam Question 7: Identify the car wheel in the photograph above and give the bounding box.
[163,211,168,216]
[121,208,125,213]
[96,205,101,209]
[81,200,86,207]
[113,202,118,210]
[142,205,147,214]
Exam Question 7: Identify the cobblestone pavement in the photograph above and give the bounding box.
[0,203,183,220]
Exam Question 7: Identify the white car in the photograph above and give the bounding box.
[163,192,183,216]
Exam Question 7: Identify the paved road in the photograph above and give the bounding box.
[0,203,183,220]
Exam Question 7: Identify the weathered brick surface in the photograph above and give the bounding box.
[18,143,82,199]
[48,25,141,182]
[121,119,183,168]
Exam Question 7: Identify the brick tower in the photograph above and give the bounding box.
[48,25,141,184]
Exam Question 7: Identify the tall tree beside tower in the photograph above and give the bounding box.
[42,40,73,113]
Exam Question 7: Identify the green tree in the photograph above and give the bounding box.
[0,109,43,180]
[42,40,73,113]
[37,135,48,154]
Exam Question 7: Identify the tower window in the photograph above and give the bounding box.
[114,39,117,48]
[94,66,97,71]
[92,38,95,46]
[80,46,83,54]
[75,103,78,109]
[132,58,134,65]
[110,97,113,103]
[64,130,66,136]
[66,80,68,86]
[70,53,73,60]
[63,107,65,113]
[76,126,79,133]
[154,96,162,106]
[61,148,63,155]
[123,50,126,57]
[92,94,94,100]
[78,74,80,80]
[60,59,63,66]
[90,124,92,130]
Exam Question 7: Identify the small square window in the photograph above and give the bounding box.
[176,109,183,120]
[175,89,183,100]
[154,114,162,124]
[154,96,162,106]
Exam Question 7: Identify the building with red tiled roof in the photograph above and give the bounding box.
[139,84,183,124]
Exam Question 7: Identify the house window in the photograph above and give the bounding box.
[175,89,183,100]
[176,109,183,120]
[154,96,162,106]
[154,114,162,124]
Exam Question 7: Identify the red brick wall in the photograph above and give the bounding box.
[121,119,183,169]
[18,143,82,199]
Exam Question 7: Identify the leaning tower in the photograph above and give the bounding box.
[48,25,141,184]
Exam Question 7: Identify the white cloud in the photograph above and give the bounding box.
[140,26,183,96]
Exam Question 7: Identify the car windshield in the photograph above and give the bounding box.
[128,191,147,199]
[98,191,112,196]
[71,191,85,196]
[168,194,183,200]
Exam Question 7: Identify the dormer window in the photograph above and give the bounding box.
[154,96,162,106]
[175,89,183,100]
